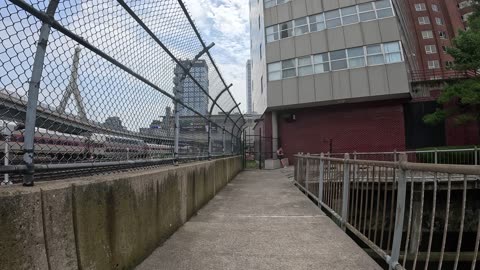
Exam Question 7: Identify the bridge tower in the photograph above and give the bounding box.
[57,47,87,120]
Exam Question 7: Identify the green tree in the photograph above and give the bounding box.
[423,0,480,127]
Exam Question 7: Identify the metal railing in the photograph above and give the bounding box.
[0,0,245,186]
[295,153,480,270]
[326,148,480,165]
[410,69,477,83]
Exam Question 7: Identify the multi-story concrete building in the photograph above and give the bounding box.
[250,0,480,161]
[249,0,420,160]
[174,59,209,116]
[246,60,253,113]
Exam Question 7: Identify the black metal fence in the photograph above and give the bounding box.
[0,0,245,185]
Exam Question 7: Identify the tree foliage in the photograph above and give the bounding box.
[423,0,480,126]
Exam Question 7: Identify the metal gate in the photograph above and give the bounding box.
[243,134,277,169]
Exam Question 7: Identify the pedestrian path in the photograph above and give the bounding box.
[136,169,381,270]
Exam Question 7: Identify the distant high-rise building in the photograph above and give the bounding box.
[174,59,209,116]
[246,60,253,113]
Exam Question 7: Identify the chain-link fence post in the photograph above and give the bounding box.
[22,0,60,186]
[207,121,212,159]
[222,127,226,156]
[173,68,183,165]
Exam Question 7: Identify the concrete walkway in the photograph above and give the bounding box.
[136,169,381,270]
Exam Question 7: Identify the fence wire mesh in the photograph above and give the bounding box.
[0,0,245,185]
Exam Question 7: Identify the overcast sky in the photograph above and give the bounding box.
[184,0,250,113]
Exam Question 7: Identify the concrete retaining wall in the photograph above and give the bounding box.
[0,156,242,270]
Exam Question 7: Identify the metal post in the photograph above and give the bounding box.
[388,153,408,270]
[22,0,60,186]
[305,153,310,190]
[434,148,438,164]
[318,153,325,205]
[259,135,262,169]
[207,122,212,159]
[341,153,350,230]
[475,146,478,165]
[3,135,11,185]
[222,127,226,156]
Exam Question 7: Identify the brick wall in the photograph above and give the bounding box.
[276,101,407,162]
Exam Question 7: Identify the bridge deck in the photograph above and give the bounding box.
[136,169,381,270]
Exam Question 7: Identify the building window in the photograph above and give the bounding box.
[294,17,309,36]
[418,16,430,25]
[432,4,439,12]
[267,62,282,81]
[414,3,427,11]
[462,12,473,22]
[313,53,330,73]
[384,42,403,63]
[458,1,472,9]
[435,17,444,25]
[425,45,437,54]
[266,25,279,42]
[309,14,325,32]
[341,6,359,25]
[366,44,385,65]
[347,47,366,68]
[258,16,261,30]
[279,21,293,39]
[446,61,454,68]
[375,0,394,18]
[265,0,276,8]
[439,31,448,39]
[297,56,313,76]
[415,3,427,11]
[264,0,290,8]
[330,49,348,70]
[428,60,440,69]
[264,1,395,41]
[359,2,377,22]
[282,59,297,78]
[325,9,342,28]
[422,30,434,39]
[260,44,262,59]
[442,45,448,53]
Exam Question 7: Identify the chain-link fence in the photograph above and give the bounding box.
[0,0,245,185]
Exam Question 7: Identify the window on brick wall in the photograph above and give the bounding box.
[432,4,439,12]
[435,17,444,25]
[418,16,430,25]
[439,31,448,39]
[425,45,437,54]
[422,30,434,39]
[428,60,440,69]
[415,3,426,11]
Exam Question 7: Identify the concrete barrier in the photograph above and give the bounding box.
[0,156,242,270]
